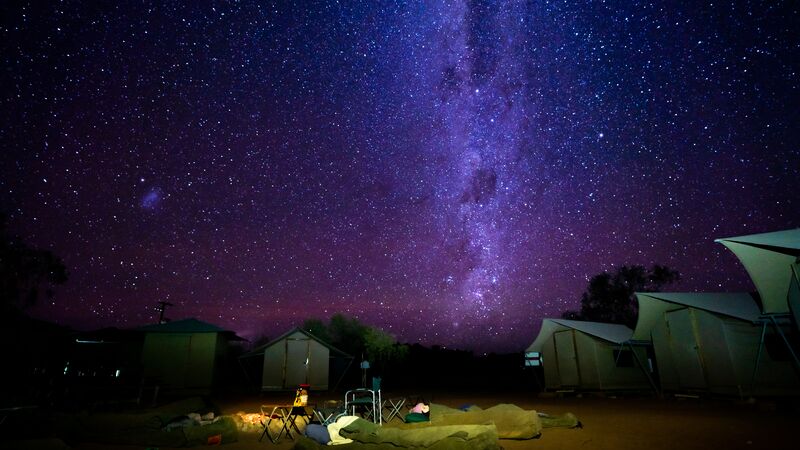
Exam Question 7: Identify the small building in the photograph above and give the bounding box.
[70,327,144,382]
[527,318,651,392]
[634,292,800,396]
[138,318,243,392]
[241,327,352,391]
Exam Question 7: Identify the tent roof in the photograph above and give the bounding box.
[633,292,760,341]
[527,318,633,352]
[715,229,800,314]
[137,318,244,340]
[716,229,800,252]
[240,327,352,358]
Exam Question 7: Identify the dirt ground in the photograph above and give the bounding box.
[35,390,800,450]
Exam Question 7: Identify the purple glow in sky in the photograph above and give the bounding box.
[2,1,798,352]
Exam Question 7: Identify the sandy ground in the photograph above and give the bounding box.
[34,390,800,450]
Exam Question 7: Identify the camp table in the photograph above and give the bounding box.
[260,404,313,443]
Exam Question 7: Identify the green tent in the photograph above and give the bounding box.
[790,262,800,328]
[632,292,800,396]
[715,228,800,314]
[138,318,242,392]
[527,319,651,391]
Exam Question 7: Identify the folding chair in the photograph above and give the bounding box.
[259,384,313,443]
[313,399,345,426]
[259,404,290,443]
[381,396,406,423]
[344,376,382,424]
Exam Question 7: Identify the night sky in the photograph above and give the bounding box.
[2,1,798,353]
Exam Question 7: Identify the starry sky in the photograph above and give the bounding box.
[2,1,798,353]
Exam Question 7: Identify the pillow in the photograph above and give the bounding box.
[305,424,331,444]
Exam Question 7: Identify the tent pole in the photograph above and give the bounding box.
[750,320,767,394]
[768,315,800,371]
[628,341,660,397]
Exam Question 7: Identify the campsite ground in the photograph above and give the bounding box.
[39,391,800,450]
[224,391,798,450]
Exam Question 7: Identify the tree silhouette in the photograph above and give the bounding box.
[302,314,408,369]
[561,264,680,328]
[0,213,68,313]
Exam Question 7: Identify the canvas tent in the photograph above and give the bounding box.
[633,292,800,396]
[527,319,651,391]
[716,229,800,374]
[242,327,352,391]
[715,228,800,315]
[138,318,243,392]
[790,262,800,328]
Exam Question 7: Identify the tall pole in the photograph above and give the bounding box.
[156,301,173,323]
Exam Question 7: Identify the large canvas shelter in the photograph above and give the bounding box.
[242,327,352,391]
[716,229,800,374]
[634,292,800,396]
[138,318,242,392]
[715,228,800,314]
[790,262,800,328]
[527,319,651,391]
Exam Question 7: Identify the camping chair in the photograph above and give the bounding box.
[345,376,382,424]
[313,399,345,426]
[381,396,406,423]
[260,404,291,443]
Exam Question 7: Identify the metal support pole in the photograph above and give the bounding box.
[749,320,767,394]
[628,341,660,396]
[769,315,800,370]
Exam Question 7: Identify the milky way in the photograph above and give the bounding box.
[2,1,798,352]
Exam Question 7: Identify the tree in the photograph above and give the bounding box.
[0,213,68,313]
[302,314,408,370]
[328,314,369,356]
[301,318,331,343]
[561,264,680,328]
[364,327,409,366]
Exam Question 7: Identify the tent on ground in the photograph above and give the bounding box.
[527,319,651,392]
[240,327,352,391]
[138,318,243,393]
[634,292,800,396]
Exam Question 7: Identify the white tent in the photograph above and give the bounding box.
[716,229,800,375]
[715,228,800,314]
[242,327,352,391]
[634,292,800,396]
[527,319,651,391]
